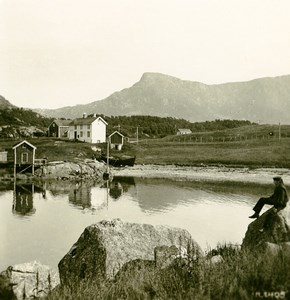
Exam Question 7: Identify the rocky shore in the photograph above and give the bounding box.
[112,164,290,185]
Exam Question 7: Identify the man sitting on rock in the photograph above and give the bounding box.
[249,176,289,219]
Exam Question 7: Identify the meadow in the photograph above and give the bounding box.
[1,123,290,169]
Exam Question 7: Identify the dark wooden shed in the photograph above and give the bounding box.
[109,131,124,150]
[12,140,36,175]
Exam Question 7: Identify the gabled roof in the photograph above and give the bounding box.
[51,119,71,127]
[69,116,108,126]
[12,140,36,150]
[109,131,124,138]
[177,128,192,133]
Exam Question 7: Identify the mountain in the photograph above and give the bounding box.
[0,95,16,109]
[35,73,290,124]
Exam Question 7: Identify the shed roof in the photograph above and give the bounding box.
[177,128,192,133]
[109,131,124,138]
[69,116,108,126]
[12,140,36,150]
[51,119,71,127]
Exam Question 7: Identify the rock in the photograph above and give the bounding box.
[58,219,202,287]
[242,207,290,251]
[209,254,224,264]
[264,241,290,256]
[0,261,60,299]
[0,272,16,300]
[154,245,187,269]
[35,160,107,180]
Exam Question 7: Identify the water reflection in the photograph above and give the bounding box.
[69,182,92,209]
[12,183,40,216]
[67,177,135,209]
[1,176,278,271]
[109,176,135,200]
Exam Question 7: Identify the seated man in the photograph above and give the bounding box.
[249,176,289,219]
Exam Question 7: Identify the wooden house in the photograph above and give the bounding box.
[12,140,36,175]
[48,119,71,138]
[177,128,192,135]
[109,131,124,150]
[68,114,108,143]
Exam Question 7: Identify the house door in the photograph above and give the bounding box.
[74,131,77,139]
[21,153,28,163]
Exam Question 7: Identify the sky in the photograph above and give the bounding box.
[1,0,290,109]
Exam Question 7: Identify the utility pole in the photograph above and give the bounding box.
[136,126,139,145]
[279,122,281,141]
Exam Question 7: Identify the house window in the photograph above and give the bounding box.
[21,152,28,163]
[87,131,90,137]
[74,125,77,130]
[52,123,55,127]
[80,131,83,137]
[87,125,90,129]
[80,125,83,129]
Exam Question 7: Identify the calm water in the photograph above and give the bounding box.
[0,176,273,271]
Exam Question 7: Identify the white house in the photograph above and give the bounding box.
[177,128,192,135]
[68,115,108,143]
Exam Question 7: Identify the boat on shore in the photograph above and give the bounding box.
[99,154,136,167]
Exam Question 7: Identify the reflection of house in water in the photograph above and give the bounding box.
[69,183,92,209]
[13,183,36,216]
[109,176,135,200]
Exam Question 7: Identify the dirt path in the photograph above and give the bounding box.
[112,164,290,185]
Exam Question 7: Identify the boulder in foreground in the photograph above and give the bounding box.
[58,219,202,287]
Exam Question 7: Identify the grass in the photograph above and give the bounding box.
[1,133,290,168]
[46,244,290,300]
[134,138,290,168]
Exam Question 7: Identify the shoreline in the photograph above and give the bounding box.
[112,164,290,185]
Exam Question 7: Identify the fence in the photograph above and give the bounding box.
[139,132,290,145]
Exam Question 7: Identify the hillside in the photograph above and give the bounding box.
[0,104,53,138]
[0,95,15,109]
[35,73,290,124]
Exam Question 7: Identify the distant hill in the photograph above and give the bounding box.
[0,95,15,109]
[32,72,290,124]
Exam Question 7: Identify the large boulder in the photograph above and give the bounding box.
[242,206,290,252]
[0,261,60,299]
[58,219,202,287]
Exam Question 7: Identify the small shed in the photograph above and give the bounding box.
[12,140,36,175]
[109,131,124,150]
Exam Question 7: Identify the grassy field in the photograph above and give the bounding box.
[0,137,290,169]
[1,123,290,168]
[134,138,290,168]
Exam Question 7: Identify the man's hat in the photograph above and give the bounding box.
[273,176,282,181]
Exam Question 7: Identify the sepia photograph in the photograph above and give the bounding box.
[1,1,290,299]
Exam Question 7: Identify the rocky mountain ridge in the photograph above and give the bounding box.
[35,73,290,124]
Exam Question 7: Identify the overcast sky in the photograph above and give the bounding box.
[1,0,290,109]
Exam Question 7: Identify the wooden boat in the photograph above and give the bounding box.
[99,154,136,167]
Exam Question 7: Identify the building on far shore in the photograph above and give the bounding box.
[176,128,192,135]
[68,114,108,143]
[48,119,71,138]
